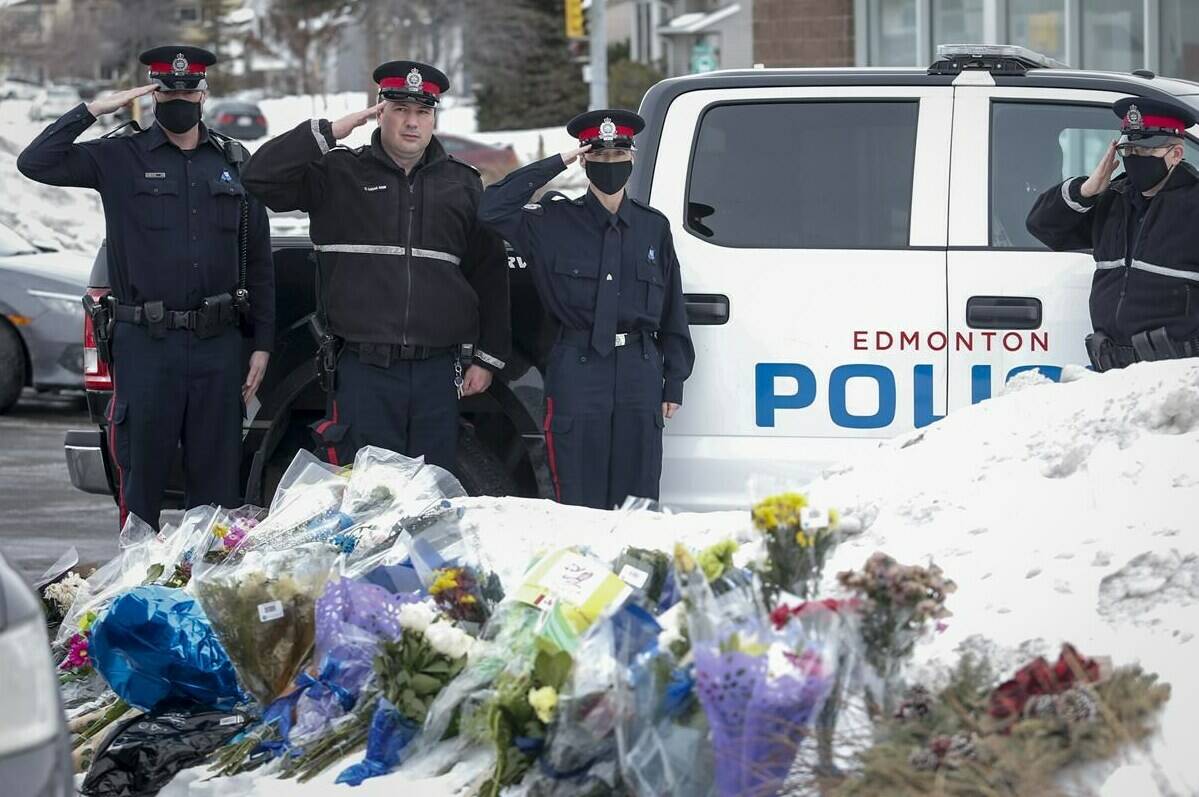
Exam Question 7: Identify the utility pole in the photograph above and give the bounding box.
[589,0,607,109]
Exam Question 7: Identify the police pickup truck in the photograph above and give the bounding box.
[64,46,1199,512]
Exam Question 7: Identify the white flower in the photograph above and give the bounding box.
[44,572,87,613]
[423,621,474,660]
[397,601,437,633]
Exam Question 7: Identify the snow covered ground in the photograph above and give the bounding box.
[0,93,584,255]
[161,360,1199,796]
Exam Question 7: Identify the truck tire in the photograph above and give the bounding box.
[0,320,25,414]
[455,426,519,497]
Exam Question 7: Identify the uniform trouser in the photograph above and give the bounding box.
[108,323,242,531]
[311,348,459,471]
[543,337,665,510]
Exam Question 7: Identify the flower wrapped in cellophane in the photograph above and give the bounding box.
[679,545,838,797]
[194,542,337,706]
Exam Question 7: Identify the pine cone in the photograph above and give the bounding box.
[1058,686,1099,724]
[1024,694,1058,719]
[908,747,940,772]
[896,685,933,720]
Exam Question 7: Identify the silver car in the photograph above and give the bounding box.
[0,222,90,413]
[0,550,72,796]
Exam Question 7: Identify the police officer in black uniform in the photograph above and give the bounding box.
[241,61,509,471]
[18,46,275,530]
[1027,97,1199,370]
[479,109,695,509]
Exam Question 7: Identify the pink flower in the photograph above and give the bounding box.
[61,633,91,671]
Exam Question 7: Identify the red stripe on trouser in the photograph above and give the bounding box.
[107,383,128,529]
[543,398,562,501]
[315,400,341,466]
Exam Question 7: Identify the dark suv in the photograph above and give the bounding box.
[64,236,558,508]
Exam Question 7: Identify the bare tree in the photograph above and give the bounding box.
[355,0,468,97]
[261,0,356,95]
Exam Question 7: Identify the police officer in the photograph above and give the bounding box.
[1027,97,1199,370]
[241,61,509,471]
[18,46,275,530]
[478,109,695,509]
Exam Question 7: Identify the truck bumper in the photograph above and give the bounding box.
[64,429,113,496]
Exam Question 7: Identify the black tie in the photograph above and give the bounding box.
[590,221,621,355]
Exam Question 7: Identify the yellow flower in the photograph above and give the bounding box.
[79,610,98,634]
[829,508,841,527]
[752,493,809,532]
[795,529,811,548]
[212,523,229,539]
[528,686,558,725]
[460,594,477,604]
[429,569,460,596]
[697,539,739,582]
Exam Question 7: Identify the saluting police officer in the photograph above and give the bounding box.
[478,110,695,509]
[18,47,275,530]
[1027,97,1199,369]
[242,61,509,471]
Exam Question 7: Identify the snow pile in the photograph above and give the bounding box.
[163,360,1199,795]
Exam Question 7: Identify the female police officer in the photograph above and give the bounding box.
[479,109,694,509]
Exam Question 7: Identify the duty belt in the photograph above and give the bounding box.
[112,294,237,340]
[345,341,457,368]
[1085,328,1198,372]
[559,328,657,349]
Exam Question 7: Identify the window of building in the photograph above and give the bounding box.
[933,0,984,51]
[868,0,917,65]
[1007,0,1066,62]
[990,101,1199,249]
[1161,0,1199,82]
[1081,0,1144,73]
[685,101,920,249]
[178,5,201,23]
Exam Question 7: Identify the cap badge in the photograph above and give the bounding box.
[599,117,617,141]
[1126,104,1143,130]
[220,170,232,183]
[406,68,423,91]
[648,247,655,262]
[172,53,189,75]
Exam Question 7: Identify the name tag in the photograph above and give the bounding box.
[144,172,167,179]
[363,184,388,192]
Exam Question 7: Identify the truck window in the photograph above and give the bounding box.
[990,100,1199,249]
[684,101,919,249]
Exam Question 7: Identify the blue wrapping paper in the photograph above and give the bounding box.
[89,586,242,712]
[335,699,420,786]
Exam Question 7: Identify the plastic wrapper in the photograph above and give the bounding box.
[288,577,423,746]
[87,585,242,713]
[335,698,421,786]
[80,709,248,797]
[514,549,634,654]
[194,542,337,706]
[235,451,351,554]
[409,507,504,630]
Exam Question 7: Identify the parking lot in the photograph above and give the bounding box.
[0,389,117,578]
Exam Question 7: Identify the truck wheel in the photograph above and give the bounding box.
[455,426,519,497]
[0,320,25,414]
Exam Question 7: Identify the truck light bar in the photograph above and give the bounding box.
[929,44,1066,76]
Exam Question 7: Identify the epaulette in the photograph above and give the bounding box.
[447,154,480,175]
[629,197,669,220]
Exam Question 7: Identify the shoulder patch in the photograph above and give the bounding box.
[522,202,544,215]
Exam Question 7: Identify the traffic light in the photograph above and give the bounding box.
[564,0,585,40]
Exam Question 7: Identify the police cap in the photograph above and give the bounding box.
[139,45,216,91]
[373,61,449,107]
[566,109,644,150]
[1113,97,1196,149]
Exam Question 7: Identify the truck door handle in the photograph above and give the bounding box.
[966,296,1041,329]
[685,294,729,325]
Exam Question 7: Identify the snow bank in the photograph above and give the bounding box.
[164,361,1199,794]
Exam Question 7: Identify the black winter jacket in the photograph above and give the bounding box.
[242,120,510,369]
[1026,162,1199,344]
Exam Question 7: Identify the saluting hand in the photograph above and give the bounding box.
[559,144,591,167]
[243,351,270,405]
[1080,140,1120,198]
[85,84,157,118]
[331,102,385,140]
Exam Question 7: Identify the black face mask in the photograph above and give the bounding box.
[1122,153,1171,193]
[155,98,202,134]
[585,159,633,195]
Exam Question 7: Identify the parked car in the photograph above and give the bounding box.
[28,86,82,122]
[63,46,1199,512]
[0,222,90,413]
[0,550,72,797]
[204,100,268,140]
[0,77,41,101]
[436,133,521,185]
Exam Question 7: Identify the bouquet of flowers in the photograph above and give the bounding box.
[194,542,337,706]
[751,492,842,601]
[409,508,503,631]
[837,552,955,717]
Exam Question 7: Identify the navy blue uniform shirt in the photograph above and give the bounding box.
[479,155,694,404]
[18,103,275,351]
